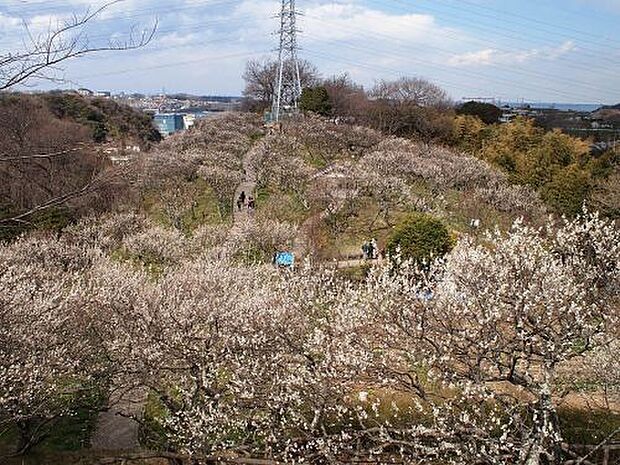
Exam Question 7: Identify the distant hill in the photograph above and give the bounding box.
[42,92,161,147]
[167,93,241,102]
[593,105,620,122]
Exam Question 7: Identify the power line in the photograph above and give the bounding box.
[431,0,620,48]
[1,0,236,17]
[71,49,267,80]
[76,33,261,64]
[68,14,257,47]
[302,14,618,102]
[0,0,242,40]
[5,0,618,74]
[306,39,608,103]
[303,48,497,98]
[304,12,604,93]
[363,0,620,79]
[380,0,620,70]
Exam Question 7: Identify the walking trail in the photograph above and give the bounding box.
[91,136,261,453]
[231,142,258,231]
[90,383,145,451]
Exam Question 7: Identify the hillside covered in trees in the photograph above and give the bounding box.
[1,0,619,462]
[0,92,160,240]
[1,111,619,465]
[242,64,619,220]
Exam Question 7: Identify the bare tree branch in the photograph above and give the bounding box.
[0,169,116,227]
[0,0,157,91]
[0,145,88,162]
[0,2,156,232]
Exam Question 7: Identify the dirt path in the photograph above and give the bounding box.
[90,384,145,451]
[91,140,262,452]
[231,142,258,229]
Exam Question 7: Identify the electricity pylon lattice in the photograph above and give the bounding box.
[271,0,302,122]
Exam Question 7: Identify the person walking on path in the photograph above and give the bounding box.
[236,191,248,211]
[247,196,256,211]
[370,238,378,259]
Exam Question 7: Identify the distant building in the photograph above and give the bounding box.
[153,113,185,137]
[94,91,111,98]
[77,88,94,97]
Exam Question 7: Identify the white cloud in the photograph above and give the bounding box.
[301,3,439,43]
[449,40,577,66]
[448,49,495,66]
[0,12,20,29]
[4,0,616,102]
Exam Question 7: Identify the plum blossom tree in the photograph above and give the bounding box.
[226,218,298,263]
[362,211,619,464]
[250,134,314,209]
[197,164,243,218]
[360,138,545,216]
[138,114,263,226]
[0,236,110,455]
[306,170,361,234]
[85,212,617,464]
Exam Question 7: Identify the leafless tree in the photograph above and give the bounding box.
[242,58,320,112]
[323,73,369,118]
[371,77,451,108]
[0,96,109,228]
[367,77,455,142]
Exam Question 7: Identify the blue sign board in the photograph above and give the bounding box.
[275,252,294,268]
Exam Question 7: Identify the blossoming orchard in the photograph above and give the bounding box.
[1,113,619,465]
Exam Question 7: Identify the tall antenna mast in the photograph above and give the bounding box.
[271,0,302,122]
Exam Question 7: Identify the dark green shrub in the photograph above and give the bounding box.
[300,86,332,116]
[386,213,453,263]
[457,101,502,124]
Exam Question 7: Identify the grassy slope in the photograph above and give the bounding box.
[141,178,225,232]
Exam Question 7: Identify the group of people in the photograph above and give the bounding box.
[236,191,255,212]
[361,238,379,260]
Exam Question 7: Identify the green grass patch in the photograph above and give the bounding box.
[140,391,170,451]
[249,130,265,142]
[302,147,329,169]
[335,264,371,282]
[141,178,224,232]
[255,186,309,225]
[559,408,620,445]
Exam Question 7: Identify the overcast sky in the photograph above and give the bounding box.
[2,0,620,103]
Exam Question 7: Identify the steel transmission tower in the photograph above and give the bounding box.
[271,0,302,122]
